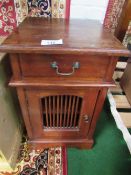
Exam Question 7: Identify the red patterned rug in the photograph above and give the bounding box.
[123,21,131,48]
[0,141,67,175]
[104,0,125,33]
[0,0,17,36]
[0,0,70,36]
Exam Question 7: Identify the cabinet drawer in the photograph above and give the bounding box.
[20,54,111,81]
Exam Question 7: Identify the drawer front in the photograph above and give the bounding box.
[20,54,111,81]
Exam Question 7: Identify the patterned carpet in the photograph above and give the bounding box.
[0,140,67,175]
[0,0,17,36]
[104,0,125,33]
[0,0,68,36]
[104,0,131,47]
[123,21,131,48]
[0,0,127,36]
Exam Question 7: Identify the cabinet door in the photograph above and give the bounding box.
[26,88,99,140]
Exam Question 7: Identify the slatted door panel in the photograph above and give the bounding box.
[26,89,99,139]
[42,95,82,129]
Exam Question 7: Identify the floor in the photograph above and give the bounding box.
[68,103,131,175]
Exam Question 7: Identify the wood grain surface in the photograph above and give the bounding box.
[0,17,130,56]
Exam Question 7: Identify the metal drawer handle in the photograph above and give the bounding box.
[51,61,80,76]
[83,115,89,123]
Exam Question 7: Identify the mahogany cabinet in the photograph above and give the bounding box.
[0,17,130,149]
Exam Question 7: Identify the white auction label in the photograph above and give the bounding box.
[41,39,63,45]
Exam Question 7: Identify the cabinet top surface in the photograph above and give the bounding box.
[0,17,130,56]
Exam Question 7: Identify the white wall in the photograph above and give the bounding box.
[70,0,109,23]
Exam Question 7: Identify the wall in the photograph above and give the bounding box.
[0,38,22,171]
[70,0,109,23]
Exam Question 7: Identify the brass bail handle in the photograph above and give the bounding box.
[51,61,80,76]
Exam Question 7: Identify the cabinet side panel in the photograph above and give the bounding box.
[17,87,33,138]
[88,88,108,139]
[10,54,21,79]
[105,57,118,81]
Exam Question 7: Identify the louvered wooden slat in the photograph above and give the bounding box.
[53,96,55,127]
[57,95,59,127]
[73,97,79,127]
[67,96,72,127]
[49,96,52,127]
[63,95,68,127]
[45,97,49,127]
[60,95,63,127]
[70,96,76,127]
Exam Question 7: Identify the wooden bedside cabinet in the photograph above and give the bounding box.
[0,17,129,149]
